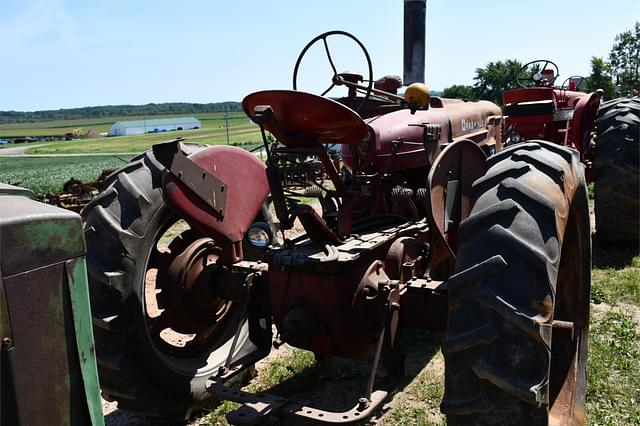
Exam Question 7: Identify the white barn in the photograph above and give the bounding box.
[110,117,201,136]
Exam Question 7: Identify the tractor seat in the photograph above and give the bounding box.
[374,75,403,94]
[242,90,370,148]
[504,100,555,117]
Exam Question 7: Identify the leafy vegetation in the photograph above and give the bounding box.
[441,60,523,105]
[0,156,132,194]
[441,84,478,101]
[472,59,524,105]
[587,57,616,100]
[609,22,640,95]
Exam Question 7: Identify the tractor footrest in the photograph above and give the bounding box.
[207,379,388,424]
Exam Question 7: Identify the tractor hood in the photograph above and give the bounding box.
[343,98,502,172]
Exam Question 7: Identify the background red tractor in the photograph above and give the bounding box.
[82,2,592,424]
[502,60,639,244]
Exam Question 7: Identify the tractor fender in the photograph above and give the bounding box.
[163,145,270,244]
[426,139,488,267]
[572,91,601,152]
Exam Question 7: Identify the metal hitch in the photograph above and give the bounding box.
[207,379,388,425]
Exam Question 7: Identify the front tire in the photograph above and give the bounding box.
[83,148,257,420]
[441,141,591,425]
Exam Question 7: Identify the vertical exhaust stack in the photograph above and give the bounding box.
[403,0,426,85]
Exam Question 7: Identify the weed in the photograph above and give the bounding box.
[591,257,640,305]
[587,310,640,425]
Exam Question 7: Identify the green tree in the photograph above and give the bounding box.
[473,59,524,105]
[608,22,640,95]
[586,56,615,99]
[442,84,478,101]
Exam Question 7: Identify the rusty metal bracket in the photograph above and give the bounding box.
[280,390,388,424]
[409,122,441,163]
[153,139,228,216]
[207,379,388,424]
[220,273,254,374]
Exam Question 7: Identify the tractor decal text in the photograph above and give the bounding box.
[461,118,486,132]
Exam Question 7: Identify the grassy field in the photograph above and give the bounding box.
[0,111,262,154]
[0,111,250,138]
[0,155,133,194]
[0,111,262,155]
[28,126,262,154]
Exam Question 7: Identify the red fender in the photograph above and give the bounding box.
[572,92,601,152]
[163,145,269,245]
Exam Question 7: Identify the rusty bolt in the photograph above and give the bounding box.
[358,397,370,411]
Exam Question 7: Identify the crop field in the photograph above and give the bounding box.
[28,126,262,154]
[0,111,250,138]
[0,155,133,194]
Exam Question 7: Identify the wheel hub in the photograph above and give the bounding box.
[148,236,239,358]
[168,238,230,326]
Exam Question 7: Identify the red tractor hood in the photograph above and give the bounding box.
[343,98,501,171]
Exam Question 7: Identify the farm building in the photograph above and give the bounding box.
[110,117,201,136]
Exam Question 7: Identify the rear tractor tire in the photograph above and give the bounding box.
[83,147,267,421]
[593,97,639,244]
[441,141,591,425]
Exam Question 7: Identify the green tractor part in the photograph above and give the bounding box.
[0,183,104,426]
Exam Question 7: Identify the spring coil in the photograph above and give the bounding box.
[391,187,414,200]
[304,185,323,197]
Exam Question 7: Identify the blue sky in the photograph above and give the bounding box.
[1,0,638,111]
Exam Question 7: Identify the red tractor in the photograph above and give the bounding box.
[83,2,591,424]
[503,60,639,244]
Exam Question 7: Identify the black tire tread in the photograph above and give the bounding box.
[83,147,255,420]
[442,140,587,425]
[83,151,191,418]
[593,97,639,243]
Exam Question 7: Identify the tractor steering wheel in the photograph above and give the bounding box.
[517,60,560,88]
[560,75,587,92]
[292,31,374,113]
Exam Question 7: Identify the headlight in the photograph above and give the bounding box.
[510,133,522,143]
[246,222,272,248]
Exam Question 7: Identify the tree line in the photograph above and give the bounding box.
[443,22,639,105]
[0,102,243,124]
